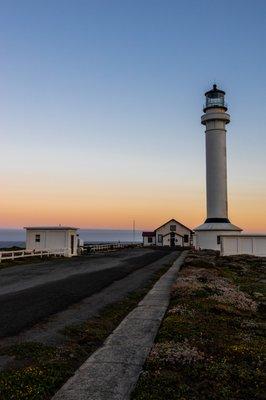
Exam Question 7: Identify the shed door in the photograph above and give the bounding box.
[71,235,75,255]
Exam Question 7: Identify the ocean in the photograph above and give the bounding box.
[0,228,143,248]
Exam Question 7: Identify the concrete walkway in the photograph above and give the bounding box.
[52,251,187,400]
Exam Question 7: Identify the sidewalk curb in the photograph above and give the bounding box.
[52,251,188,400]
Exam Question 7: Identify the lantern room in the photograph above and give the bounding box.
[204,84,227,112]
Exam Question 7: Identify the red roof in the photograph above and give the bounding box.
[142,231,156,237]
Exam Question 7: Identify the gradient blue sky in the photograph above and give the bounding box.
[1,0,266,230]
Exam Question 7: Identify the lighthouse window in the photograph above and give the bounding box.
[35,234,41,243]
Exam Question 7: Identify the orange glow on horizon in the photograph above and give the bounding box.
[1,186,265,233]
[1,169,265,232]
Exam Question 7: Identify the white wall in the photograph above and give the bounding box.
[26,229,78,256]
[204,119,229,220]
[156,220,192,247]
[162,233,183,246]
[26,230,46,251]
[221,236,266,257]
[195,230,241,251]
[143,236,156,246]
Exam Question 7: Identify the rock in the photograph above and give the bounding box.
[253,292,264,299]
[0,355,14,371]
[185,258,216,269]
[258,301,266,314]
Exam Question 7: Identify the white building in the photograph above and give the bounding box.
[194,85,242,250]
[142,219,193,247]
[220,235,266,257]
[25,226,79,257]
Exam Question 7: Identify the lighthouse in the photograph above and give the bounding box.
[195,84,242,250]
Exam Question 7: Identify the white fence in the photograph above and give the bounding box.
[0,243,141,262]
[221,235,266,257]
[86,243,139,253]
[0,248,68,262]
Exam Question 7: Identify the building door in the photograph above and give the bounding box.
[170,232,175,247]
[70,235,75,255]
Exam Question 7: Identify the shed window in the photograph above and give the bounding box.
[148,237,153,243]
[170,225,176,231]
[35,234,40,243]
[184,234,189,243]
[217,236,221,245]
[158,234,163,243]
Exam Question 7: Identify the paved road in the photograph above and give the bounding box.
[0,248,172,337]
[0,248,156,296]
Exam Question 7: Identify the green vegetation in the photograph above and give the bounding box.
[132,250,265,400]
[0,262,172,400]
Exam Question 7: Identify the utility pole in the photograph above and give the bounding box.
[133,220,135,243]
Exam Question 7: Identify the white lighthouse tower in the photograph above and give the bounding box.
[195,84,242,250]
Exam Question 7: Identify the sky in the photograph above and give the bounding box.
[1,0,266,231]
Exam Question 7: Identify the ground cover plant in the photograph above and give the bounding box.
[0,255,61,270]
[132,250,266,400]
[0,261,173,400]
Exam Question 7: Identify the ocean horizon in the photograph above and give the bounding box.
[0,228,143,248]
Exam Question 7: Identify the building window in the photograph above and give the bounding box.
[217,236,221,245]
[35,234,40,243]
[184,234,189,243]
[158,234,163,243]
[170,225,176,231]
[148,237,153,243]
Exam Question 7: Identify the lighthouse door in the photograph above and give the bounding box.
[70,235,75,255]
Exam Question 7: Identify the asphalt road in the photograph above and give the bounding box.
[0,248,172,337]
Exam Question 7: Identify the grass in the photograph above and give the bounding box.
[0,260,174,400]
[131,250,266,400]
[0,255,62,270]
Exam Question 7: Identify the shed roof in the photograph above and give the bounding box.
[221,234,266,238]
[24,226,78,231]
[142,231,156,237]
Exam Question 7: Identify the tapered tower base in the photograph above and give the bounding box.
[194,222,242,251]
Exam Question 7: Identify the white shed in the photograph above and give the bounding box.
[24,226,79,257]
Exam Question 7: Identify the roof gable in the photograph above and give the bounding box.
[162,232,184,238]
[155,219,193,233]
